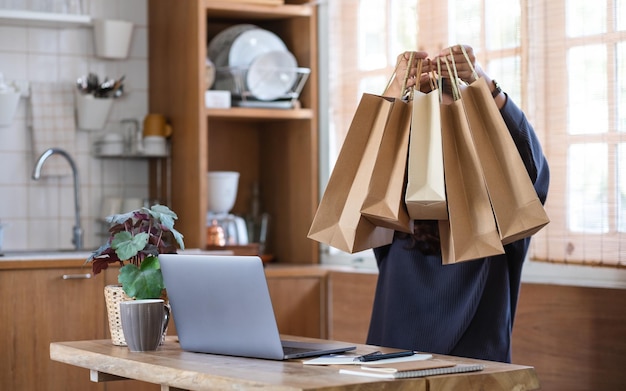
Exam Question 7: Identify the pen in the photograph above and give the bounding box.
[354,351,381,362]
[356,350,415,362]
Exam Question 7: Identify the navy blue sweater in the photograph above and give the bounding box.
[366,94,550,363]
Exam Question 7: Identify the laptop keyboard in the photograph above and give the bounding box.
[282,345,315,355]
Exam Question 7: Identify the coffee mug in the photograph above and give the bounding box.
[143,113,173,138]
[120,299,170,352]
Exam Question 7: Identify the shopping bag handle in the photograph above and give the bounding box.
[383,52,421,99]
[438,55,461,101]
[454,45,479,82]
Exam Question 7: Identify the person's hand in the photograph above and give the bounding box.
[384,51,429,97]
[428,44,506,108]
[430,44,500,93]
[429,45,483,84]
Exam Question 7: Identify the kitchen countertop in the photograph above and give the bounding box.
[2,250,622,289]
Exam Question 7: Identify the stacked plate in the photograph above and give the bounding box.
[208,24,298,101]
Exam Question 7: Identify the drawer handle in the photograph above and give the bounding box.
[62,273,92,280]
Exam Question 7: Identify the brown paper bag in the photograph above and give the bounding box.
[360,97,413,233]
[307,93,395,253]
[459,78,549,244]
[438,98,505,264]
[405,85,447,220]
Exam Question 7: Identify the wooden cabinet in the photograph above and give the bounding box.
[265,266,327,338]
[147,1,319,265]
[326,269,377,344]
[0,261,161,391]
[263,266,378,342]
[0,262,105,390]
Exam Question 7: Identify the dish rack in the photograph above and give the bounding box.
[213,66,310,109]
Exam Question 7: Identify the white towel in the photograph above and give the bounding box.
[29,82,77,177]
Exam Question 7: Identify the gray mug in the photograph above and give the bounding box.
[120,299,170,352]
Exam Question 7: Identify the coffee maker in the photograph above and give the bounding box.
[206,171,248,246]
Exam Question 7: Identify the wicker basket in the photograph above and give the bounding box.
[104,285,133,346]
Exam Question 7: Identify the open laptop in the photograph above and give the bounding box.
[159,254,356,360]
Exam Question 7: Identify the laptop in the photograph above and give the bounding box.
[159,254,356,360]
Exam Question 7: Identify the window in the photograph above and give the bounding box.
[530,0,626,266]
[322,0,626,267]
[323,0,418,264]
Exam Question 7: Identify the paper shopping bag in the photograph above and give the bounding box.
[360,97,413,233]
[308,93,395,253]
[459,78,549,244]
[438,99,505,264]
[404,86,447,220]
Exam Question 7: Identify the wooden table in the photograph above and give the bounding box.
[50,337,540,391]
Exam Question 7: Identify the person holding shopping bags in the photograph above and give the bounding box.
[366,44,550,363]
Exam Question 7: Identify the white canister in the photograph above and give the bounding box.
[93,18,134,59]
[0,73,20,126]
[142,136,168,156]
[207,171,240,214]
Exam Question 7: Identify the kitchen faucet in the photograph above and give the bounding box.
[31,148,83,250]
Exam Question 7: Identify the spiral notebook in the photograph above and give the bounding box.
[338,359,484,379]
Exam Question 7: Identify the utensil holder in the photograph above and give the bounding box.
[75,93,113,130]
[93,18,133,59]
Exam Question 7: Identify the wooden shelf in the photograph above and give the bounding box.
[203,1,313,19]
[149,0,319,265]
[207,107,313,120]
[0,9,91,28]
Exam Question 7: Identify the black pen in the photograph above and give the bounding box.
[356,350,415,362]
[354,351,381,362]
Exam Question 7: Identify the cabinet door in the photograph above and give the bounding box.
[266,275,325,338]
[0,267,105,391]
[327,271,377,344]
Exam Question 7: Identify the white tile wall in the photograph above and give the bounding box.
[0,0,152,251]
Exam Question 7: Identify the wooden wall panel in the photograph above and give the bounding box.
[513,283,626,390]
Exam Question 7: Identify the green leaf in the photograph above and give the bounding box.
[148,204,178,231]
[118,256,164,299]
[112,231,149,260]
[105,210,136,225]
[170,228,185,250]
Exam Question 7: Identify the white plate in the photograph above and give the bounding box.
[246,50,298,101]
[207,24,258,67]
[228,28,287,68]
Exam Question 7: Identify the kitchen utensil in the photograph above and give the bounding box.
[228,28,287,68]
[206,212,249,246]
[207,24,258,67]
[95,75,125,98]
[246,50,298,101]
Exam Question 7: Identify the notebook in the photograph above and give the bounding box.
[159,254,356,360]
[338,359,485,379]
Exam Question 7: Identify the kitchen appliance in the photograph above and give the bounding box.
[206,171,248,246]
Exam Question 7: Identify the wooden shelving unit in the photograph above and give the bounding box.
[148,0,319,264]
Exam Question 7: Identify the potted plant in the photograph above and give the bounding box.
[87,204,184,345]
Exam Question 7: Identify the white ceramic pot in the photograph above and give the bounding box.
[207,171,240,214]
